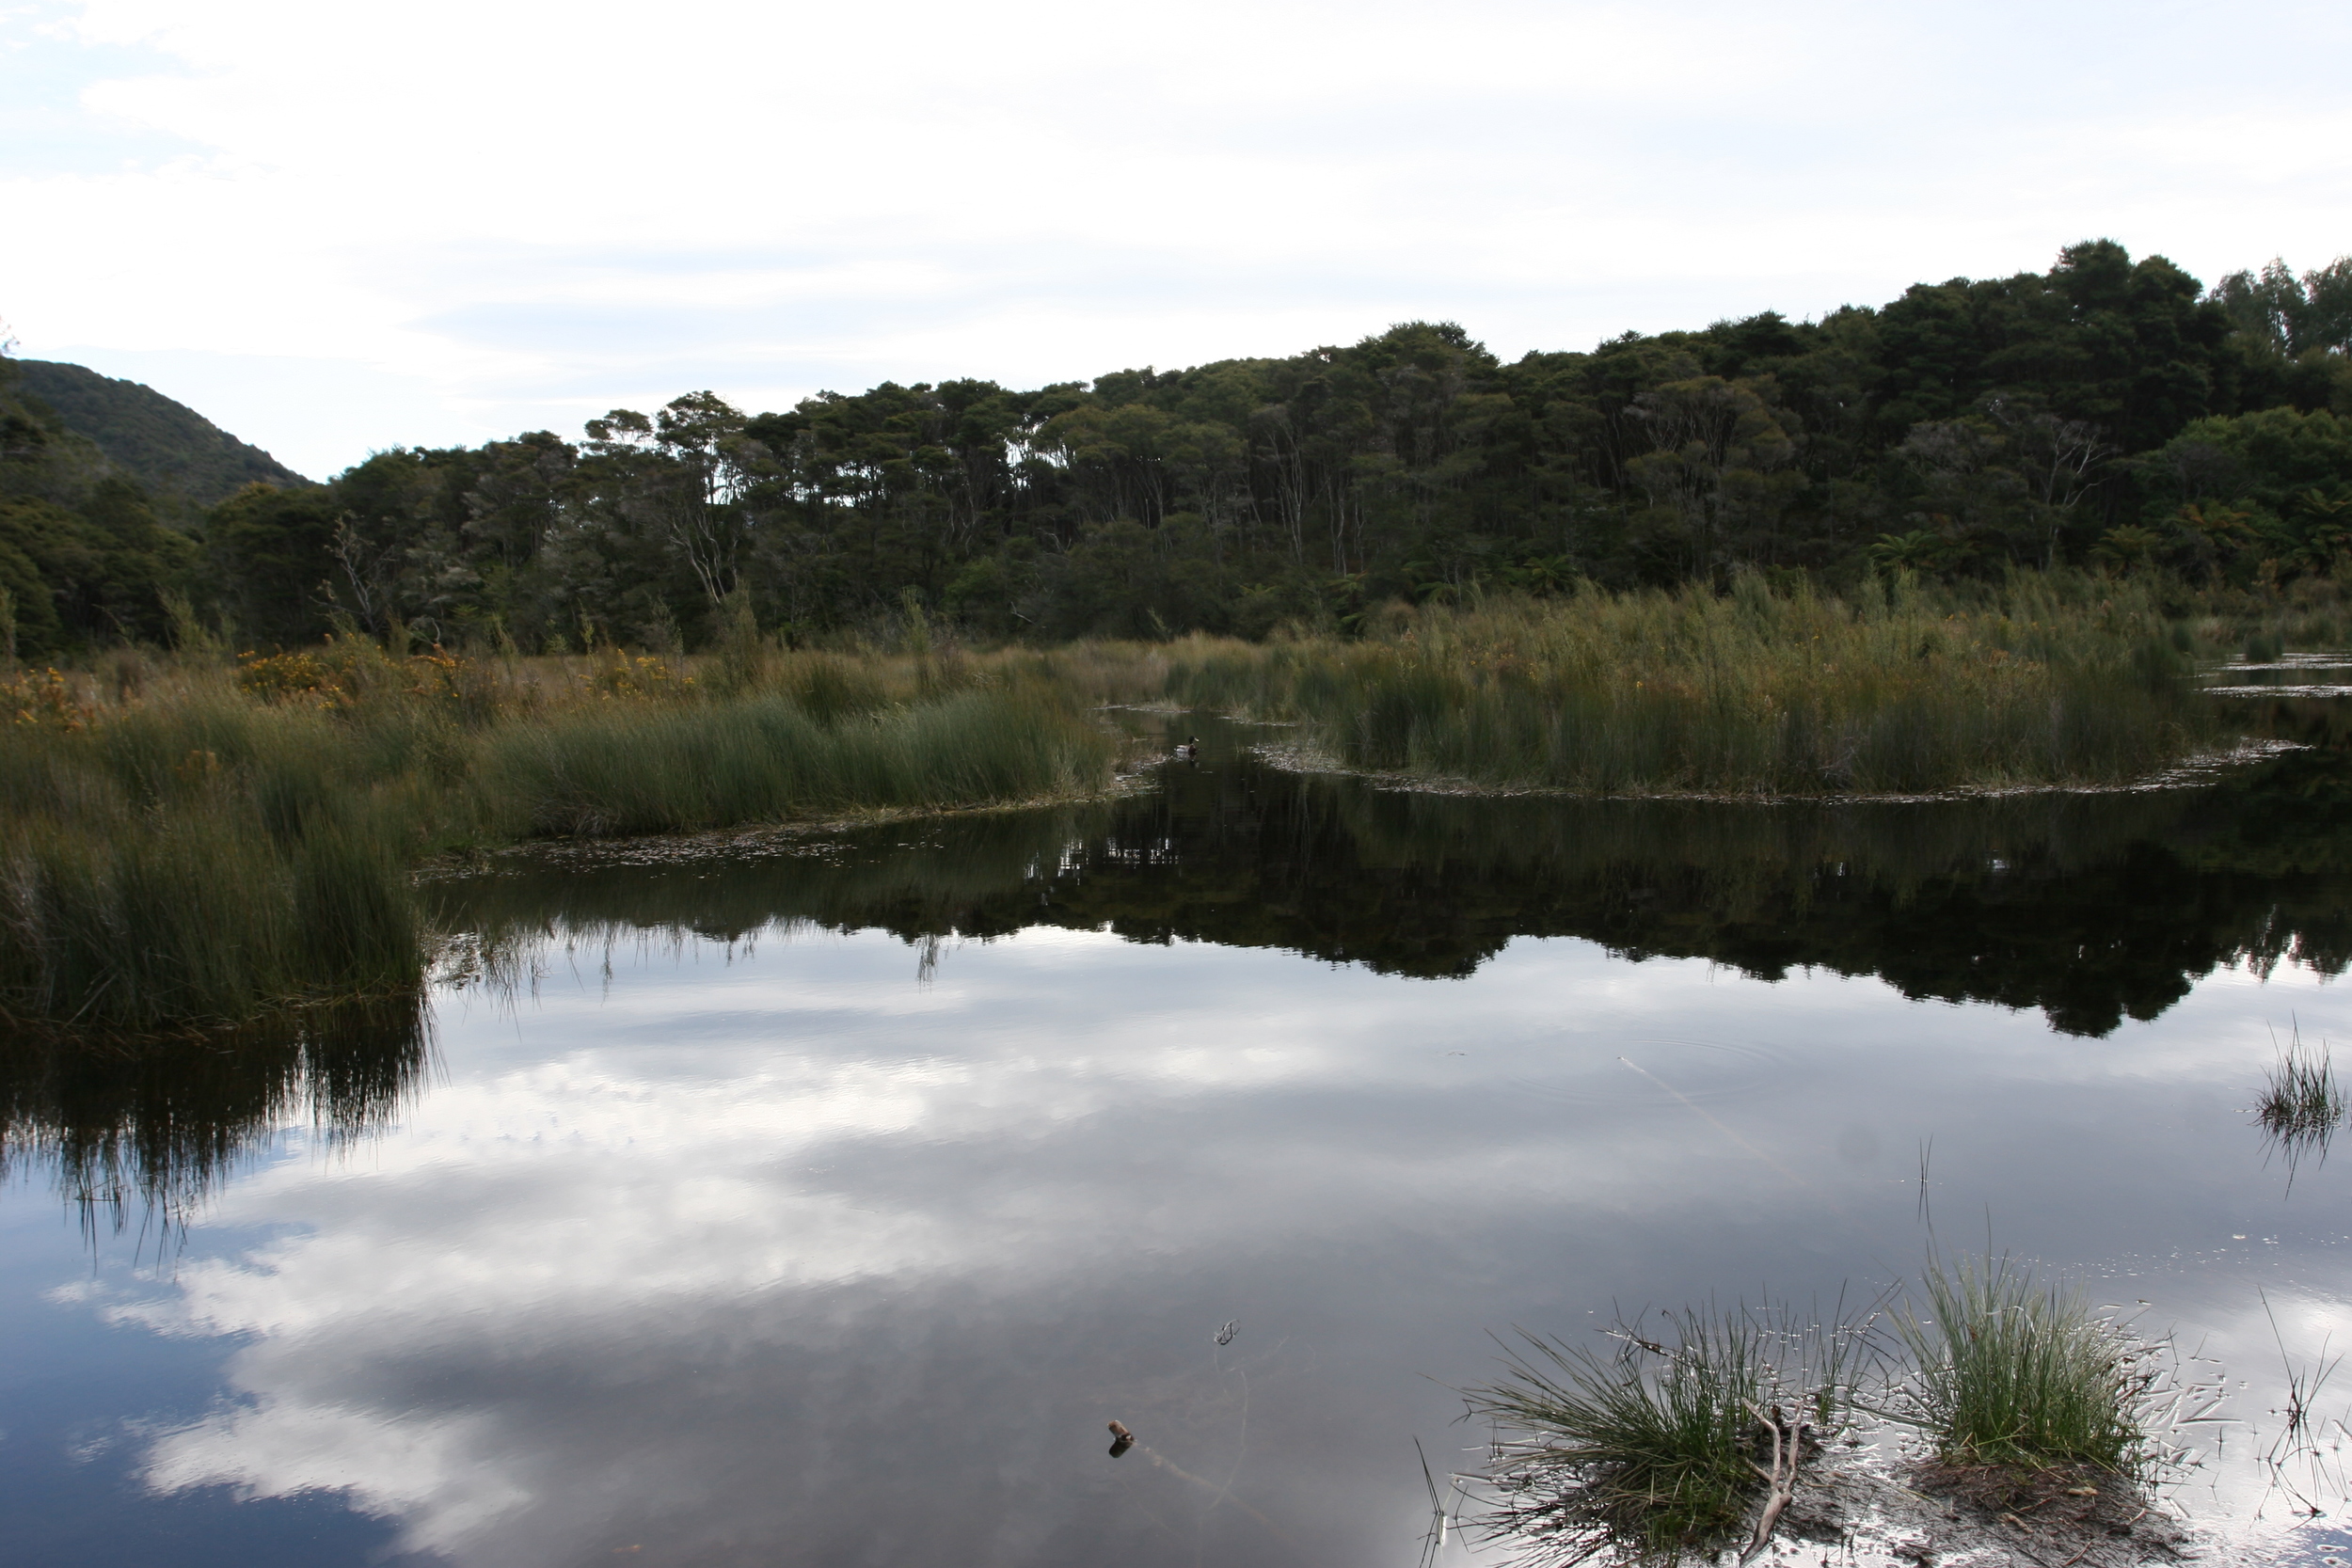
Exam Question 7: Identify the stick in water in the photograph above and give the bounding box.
[1740,1402,1799,1565]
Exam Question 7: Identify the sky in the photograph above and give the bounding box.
[3,0,2349,481]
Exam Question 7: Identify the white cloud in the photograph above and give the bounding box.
[45,918,2352,1563]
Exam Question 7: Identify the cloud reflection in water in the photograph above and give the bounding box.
[75,921,2345,1566]
[20,744,2352,1564]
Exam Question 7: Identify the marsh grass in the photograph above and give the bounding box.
[0,571,2269,1028]
[1165,572,2220,796]
[1465,1302,1864,1563]
[2257,1029,2345,1170]
[0,641,1124,1030]
[1883,1252,2157,1475]
[0,713,428,1030]
[477,687,1115,838]
[1470,1261,2171,1562]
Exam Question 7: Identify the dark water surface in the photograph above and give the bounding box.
[8,721,2352,1566]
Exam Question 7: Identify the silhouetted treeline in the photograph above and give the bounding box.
[6,240,2351,657]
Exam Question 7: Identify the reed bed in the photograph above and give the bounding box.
[0,695,435,1030]
[477,688,1112,837]
[0,571,2262,1027]
[0,639,1121,1030]
[1166,573,2220,795]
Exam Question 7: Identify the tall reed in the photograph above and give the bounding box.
[1166,572,2218,795]
[476,687,1116,837]
[0,641,1120,1030]
[0,696,437,1029]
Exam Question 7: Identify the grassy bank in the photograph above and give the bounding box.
[0,641,1120,1031]
[1167,573,2225,795]
[0,570,2283,1029]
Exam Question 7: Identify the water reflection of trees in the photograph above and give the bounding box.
[22,751,2344,1239]
[0,998,431,1239]
[435,747,2352,1040]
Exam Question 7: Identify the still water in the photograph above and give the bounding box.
[7,720,2352,1566]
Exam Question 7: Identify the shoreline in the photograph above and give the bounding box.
[1240,736,2310,807]
[410,768,1163,879]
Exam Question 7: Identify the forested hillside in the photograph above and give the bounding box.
[6,239,2352,657]
[13,360,308,509]
[0,358,199,657]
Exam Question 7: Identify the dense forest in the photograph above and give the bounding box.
[5,238,2351,658]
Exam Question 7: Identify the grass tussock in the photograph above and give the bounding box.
[1166,571,2220,795]
[1465,1304,1861,1563]
[1884,1252,2157,1475]
[0,696,435,1030]
[2257,1029,2345,1148]
[1473,1259,2182,1560]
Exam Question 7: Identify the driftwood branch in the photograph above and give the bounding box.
[1740,1402,1802,1564]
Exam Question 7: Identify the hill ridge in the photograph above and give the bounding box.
[11,358,310,506]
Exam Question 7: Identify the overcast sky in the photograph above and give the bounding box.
[5,0,2348,480]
